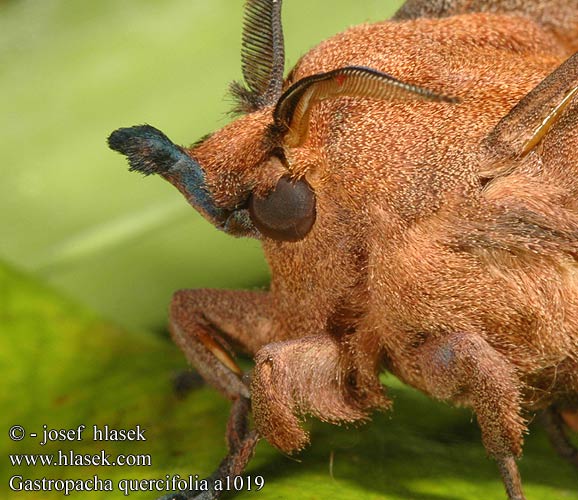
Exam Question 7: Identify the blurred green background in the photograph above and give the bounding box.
[1,1,577,499]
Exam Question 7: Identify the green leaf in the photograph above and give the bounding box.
[2,262,577,499]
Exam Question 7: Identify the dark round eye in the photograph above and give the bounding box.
[249,176,316,242]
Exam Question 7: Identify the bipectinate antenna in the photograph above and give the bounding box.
[273,65,458,147]
[231,0,285,113]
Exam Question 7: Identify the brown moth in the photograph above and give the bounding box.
[108,1,578,499]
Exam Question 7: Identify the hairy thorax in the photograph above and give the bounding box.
[263,13,577,404]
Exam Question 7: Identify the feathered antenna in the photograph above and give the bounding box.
[231,0,285,113]
[273,66,459,147]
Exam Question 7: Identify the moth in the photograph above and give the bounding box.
[108,1,578,499]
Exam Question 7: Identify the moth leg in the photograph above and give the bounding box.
[161,289,274,500]
[160,398,259,500]
[563,408,578,432]
[415,333,527,500]
[169,289,273,400]
[541,406,578,468]
[172,370,204,399]
[251,335,389,454]
[206,398,260,498]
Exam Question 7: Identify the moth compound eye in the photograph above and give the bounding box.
[249,177,316,242]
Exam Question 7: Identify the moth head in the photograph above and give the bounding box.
[108,0,457,243]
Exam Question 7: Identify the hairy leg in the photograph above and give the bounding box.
[169,289,274,400]
[172,370,204,399]
[160,398,259,500]
[251,334,390,454]
[563,409,578,432]
[162,289,276,500]
[556,359,578,432]
[415,333,527,500]
[542,406,578,468]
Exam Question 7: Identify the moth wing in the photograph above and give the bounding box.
[481,52,578,199]
[538,81,578,204]
[450,53,578,261]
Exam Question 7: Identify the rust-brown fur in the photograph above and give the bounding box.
[111,1,578,498]
[192,10,577,418]
[184,5,578,499]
